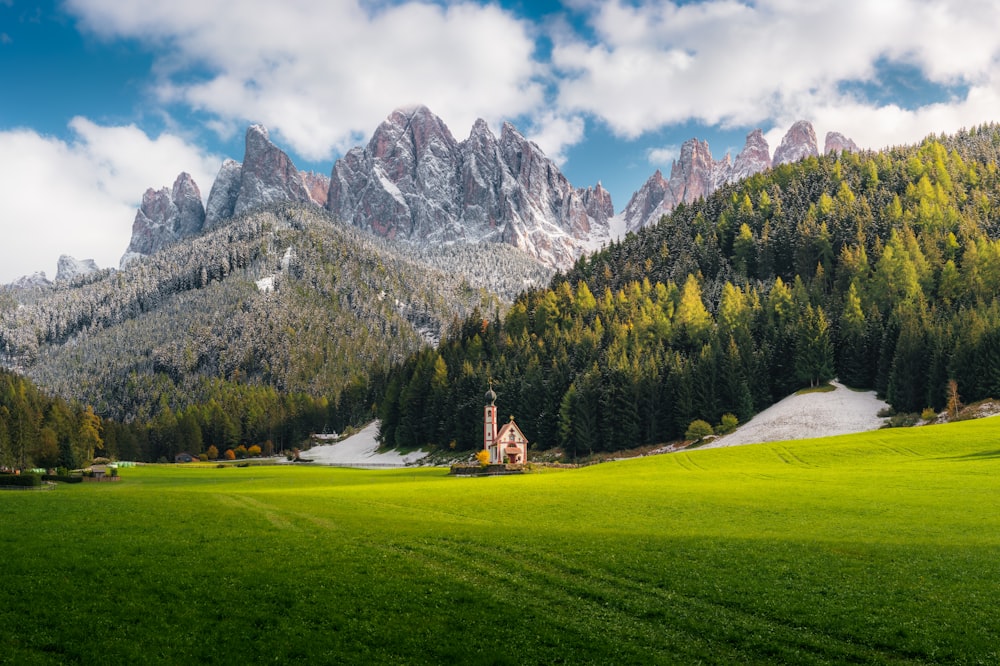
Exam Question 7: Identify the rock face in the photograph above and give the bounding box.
[119,112,859,271]
[730,129,772,183]
[204,159,242,229]
[327,105,613,269]
[123,172,206,263]
[301,171,330,207]
[55,255,99,282]
[666,139,731,209]
[624,121,855,232]
[773,120,819,166]
[622,170,670,233]
[234,125,313,217]
[825,131,860,155]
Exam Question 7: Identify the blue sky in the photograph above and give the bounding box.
[2,0,998,283]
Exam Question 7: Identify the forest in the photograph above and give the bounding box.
[379,125,1000,456]
[5,125,1000,466]
[0,205,549,466]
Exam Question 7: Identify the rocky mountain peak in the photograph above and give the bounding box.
[623,121,856,232]
[824,131,860,155]
[329,106,612,269]
[234,124,313,216]
[773,120,819,165]
[56,255,100,282]
[730,129,772,183]
[10,271,50,289]
[123,172,206,264]
[667,138,729,206]
[204,159,242,229]
[622,170,670,233]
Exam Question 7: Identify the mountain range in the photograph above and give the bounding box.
[107,108,857,278]
[8,107,857,286]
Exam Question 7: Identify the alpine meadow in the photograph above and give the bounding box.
[3,109,1000,663]
[2,420,999,663]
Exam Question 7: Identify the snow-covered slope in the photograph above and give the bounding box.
[702,381,889,449]
[293,421,428,467]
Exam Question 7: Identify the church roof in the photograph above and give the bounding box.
[496,418,528,444]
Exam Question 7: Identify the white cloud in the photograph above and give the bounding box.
[551,0,1000,149]
[525,112,585,165]
[0,120,221,284]
[66,0,546,162]
[647,145,679,166]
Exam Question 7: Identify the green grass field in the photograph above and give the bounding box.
[2,418,999,664]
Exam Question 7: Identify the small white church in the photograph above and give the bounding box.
[483,384,528,465]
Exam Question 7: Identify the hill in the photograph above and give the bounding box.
[381,124,1000,454]
[0,204,551,463]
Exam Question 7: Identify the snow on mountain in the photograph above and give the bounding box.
[773,120,819,166]
[622,121,855,233]
[122,172,206,265]
[55,255,99,282]
[327,106,613,270]
[119,111,855,275]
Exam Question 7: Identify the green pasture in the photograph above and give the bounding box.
[2,418,999,664]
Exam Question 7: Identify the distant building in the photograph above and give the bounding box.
[483,385,528,464]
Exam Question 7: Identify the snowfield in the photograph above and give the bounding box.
[702,381,890,449]
[292,421,428,467]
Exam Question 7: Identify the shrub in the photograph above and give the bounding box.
[224,449,236,461]
[247,445,262,458]
[198,453,209,462]
[475,450,490,467]
[884,412,921,428]
[1,474,42,487]
[685,419,714,442]
[234,445,248,459]
[716,413,739,435]
[921,407,938,421]
[206,445,219,460]
[41,474,83,484]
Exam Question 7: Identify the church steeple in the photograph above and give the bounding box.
[483,379,498,462]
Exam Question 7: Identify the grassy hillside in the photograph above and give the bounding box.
[3,418,999,663]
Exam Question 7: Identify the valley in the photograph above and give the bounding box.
[2,418,998,663]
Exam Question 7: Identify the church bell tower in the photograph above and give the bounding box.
[484,382,498,463]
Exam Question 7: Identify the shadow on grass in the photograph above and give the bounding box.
[938,449,1000,461]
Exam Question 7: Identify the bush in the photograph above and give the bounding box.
[42,474,83,484]
[716,413,739,435]
[921,407,938,421]
[883,412,921,428]
[1,474,42,487]
[685,419,714,441]
[475,449,490,467]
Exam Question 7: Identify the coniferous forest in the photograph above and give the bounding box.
[4,126,1000,465]
[0,205,549,464]
[379,126,1000,456]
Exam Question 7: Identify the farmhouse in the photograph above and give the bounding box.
[483,385,528,464]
